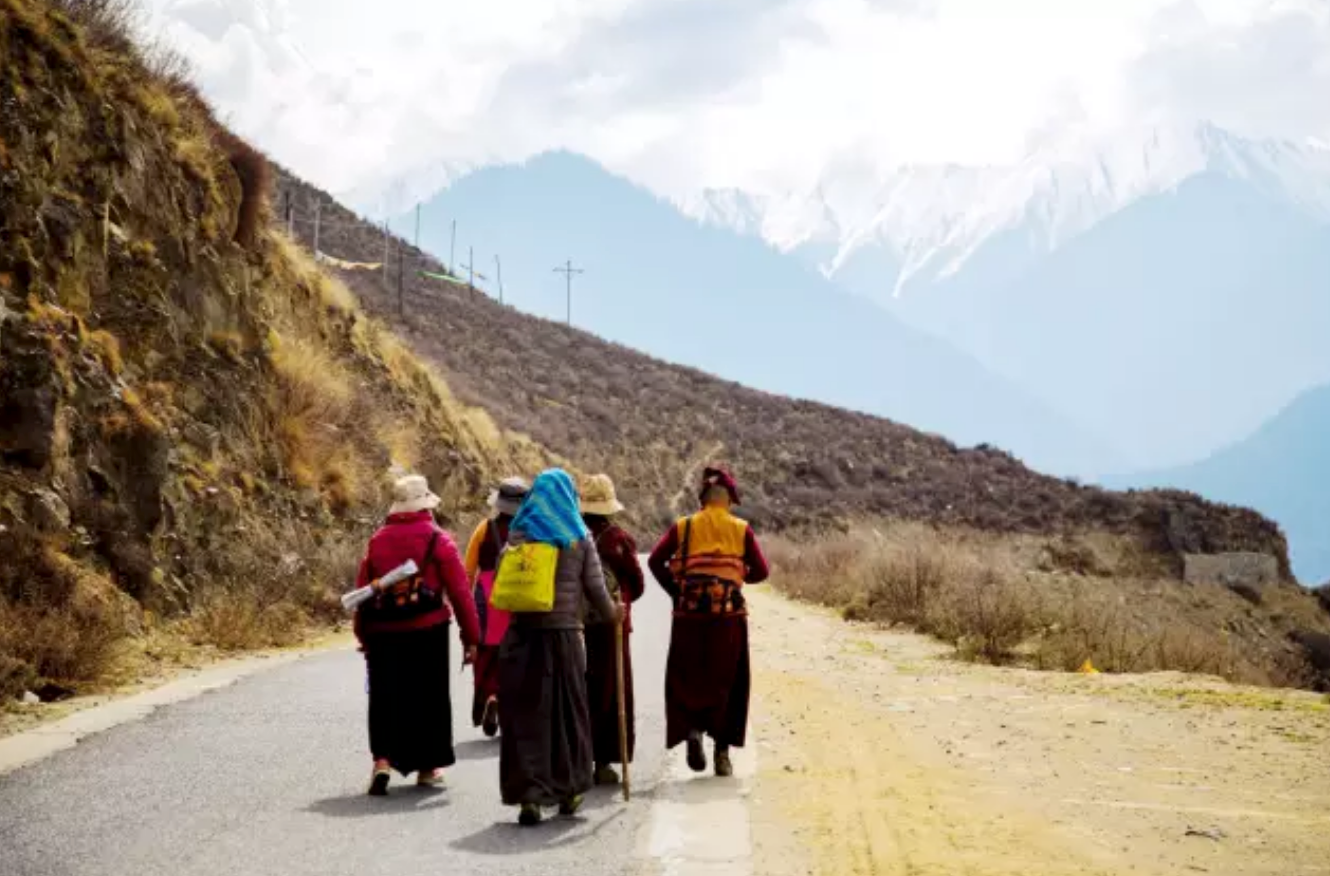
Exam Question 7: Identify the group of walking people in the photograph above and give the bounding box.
[350,465,769,825]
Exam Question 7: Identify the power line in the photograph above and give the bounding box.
[553,259,584,326]
[494,254,504,305]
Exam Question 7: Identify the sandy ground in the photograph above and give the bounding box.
[745,588,1330,876]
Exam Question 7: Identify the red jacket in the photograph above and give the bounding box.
[353,511,481,645]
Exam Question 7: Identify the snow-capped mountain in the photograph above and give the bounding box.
[681,122,1330,301]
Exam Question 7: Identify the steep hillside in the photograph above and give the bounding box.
[273,172,1291,574]
[389,152,1121,478]
[0,0,551,698]
[1107,385,1330,584]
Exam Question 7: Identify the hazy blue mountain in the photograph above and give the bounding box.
[689,123,1330,470]
[1105,384,1330,584]
[895,173,1330,468]
[399,151,1120,476]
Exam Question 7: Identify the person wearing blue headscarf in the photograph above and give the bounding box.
[498,469,620,826]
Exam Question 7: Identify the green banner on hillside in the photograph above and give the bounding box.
[419,270,469,287]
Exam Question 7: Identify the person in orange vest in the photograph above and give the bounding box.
[647,466,769,777]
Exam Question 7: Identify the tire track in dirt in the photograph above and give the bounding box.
[744,588,1330,876]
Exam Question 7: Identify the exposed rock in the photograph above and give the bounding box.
[27,488,71,533]
[0,327,59,469]
[1183,552,1280,594]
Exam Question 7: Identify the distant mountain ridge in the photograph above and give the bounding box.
[682,123,1330,469]
[394,151,1122,476]
[1107,384,1330,584]
[681,122,1330,299]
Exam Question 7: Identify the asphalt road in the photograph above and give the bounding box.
[0,559,678,876]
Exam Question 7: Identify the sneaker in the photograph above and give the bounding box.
[593,764,620,786]
[558,794,584,817]
[481,697,499,738]
[518,803,542,826]
[714,747,733,778]
[416,769,446,788]
[368,761,391,796]
[685,732,707,773]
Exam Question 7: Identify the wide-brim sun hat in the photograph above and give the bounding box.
[488,476,531,516]
[580,473,625,516]
[389,474,441,514]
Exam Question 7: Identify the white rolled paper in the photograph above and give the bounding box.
[340,559,419,612]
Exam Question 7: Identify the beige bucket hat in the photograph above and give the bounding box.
[388,474,441,514]
[580,473,625,516]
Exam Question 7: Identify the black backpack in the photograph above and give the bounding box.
[360,531,445,624]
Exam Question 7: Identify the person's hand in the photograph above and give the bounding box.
[463,645,478,666]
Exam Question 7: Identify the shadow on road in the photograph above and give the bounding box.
[450,807,627,854]
[304,787,451,819]
[452,738,500,761]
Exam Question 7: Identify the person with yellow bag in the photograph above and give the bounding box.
[493,468,620,826]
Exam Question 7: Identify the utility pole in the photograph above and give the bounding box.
[459,247,487,296]
[396,237,405,317]
[414,204,421,250]
[284,191,293,237]
[382,220,391,293]
[553,259,583,326]
[312,198,322,257]
[449,219,456,275]
[494,254,503,305]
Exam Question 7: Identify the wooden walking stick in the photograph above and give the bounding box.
[614,597,631,802]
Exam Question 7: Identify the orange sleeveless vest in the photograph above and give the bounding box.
[668,506,748,584]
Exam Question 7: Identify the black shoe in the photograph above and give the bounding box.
[518,804,542,826]
[558,794,584,817]
[714,747,733,778]
[594,765,620,786]
[686,733,707,773]
[367,765,391,797]
[481,698,499,738]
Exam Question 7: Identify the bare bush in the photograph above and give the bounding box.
[768,524,1313,684]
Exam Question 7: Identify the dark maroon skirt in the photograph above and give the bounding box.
[585,623,634,765]
[498,626,593,806]
[470,644,501,727]
[364,622,455,775]
[664,614,749,749]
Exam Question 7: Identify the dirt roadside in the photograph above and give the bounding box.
[0,628,354,740]
[745,588,1330,876]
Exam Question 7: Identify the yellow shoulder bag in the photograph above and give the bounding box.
[490,542,559,612]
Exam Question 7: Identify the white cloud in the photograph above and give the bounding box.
[141,0,1330,208]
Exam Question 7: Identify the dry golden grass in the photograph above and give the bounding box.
[767,525,1315,686]
[183,591,307,652]
[0,0,561,698]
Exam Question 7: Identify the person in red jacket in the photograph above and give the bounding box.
[354,474,480,796]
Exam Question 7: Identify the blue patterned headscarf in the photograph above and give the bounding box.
[510,468,589,548]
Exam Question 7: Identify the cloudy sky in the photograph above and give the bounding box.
[142,0,1330,209]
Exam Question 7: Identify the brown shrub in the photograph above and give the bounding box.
[768,524,1312,684]
[929,568,1043,664]
[0,599,127,688]
[1030,597,1249,681]
[184,591,307,651]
